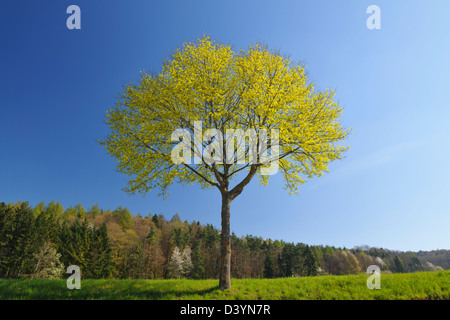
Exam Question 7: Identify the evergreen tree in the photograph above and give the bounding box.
[91,223,113,278]
[1,202,36,278]
[203,224,219,249]
[151,214,160,228]
[59,219,92,277]
[263,251,274,278]
[171,228,185,249]
[126,241,145,279]
[302,245,318,276]
[190,240,205,279]
[146,226,157,244]
[278,243,301,277]
[75,203,86,219]
[32,201,46,217]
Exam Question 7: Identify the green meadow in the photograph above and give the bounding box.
[0,270,448,300]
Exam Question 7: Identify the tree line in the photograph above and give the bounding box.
[0,201,447,279]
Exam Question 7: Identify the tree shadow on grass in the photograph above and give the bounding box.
[117,282,222,300]
[75,280,223,300]
[0,279,227,300]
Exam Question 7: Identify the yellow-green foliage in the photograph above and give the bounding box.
[99,36,350,197]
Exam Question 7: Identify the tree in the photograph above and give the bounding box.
[167,246,184,279]
[75,203,86,219]
[394,255,405,273]
[190,240,205,279]
[302,245,318,276]
[88,204,102,219]
[32,201,46,217]
[408,253,422,272]
[32,241,64,280]
[1,202,40,278]
[59,219,90,276]
[278,243,301,277]
[181,247,193,277]
[99,36,350,290]
[167,246,193,279]
[343,250,360,275]
[91,223,113,278]
[170,213,181,223]
[0,202,37,278]
[263,251,274,278]
[113,206,134,230]
[171,227,185,248]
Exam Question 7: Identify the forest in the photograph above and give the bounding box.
[0,201,448,280]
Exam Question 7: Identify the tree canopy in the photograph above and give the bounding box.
[100,36,350,198]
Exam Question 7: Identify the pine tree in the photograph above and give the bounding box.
[6,202,36,278]
[151,214,160,228]
[263,251,274,278]
[146,226,156,243]
[0,202,36,277]
[278,243,301,277]
[190,240,205,279]
[302,245,318,276]
[58,218,95,278]
[91,223,113,278]
[171,228,184,249]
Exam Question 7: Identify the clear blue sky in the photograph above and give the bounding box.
[1,0,449,251]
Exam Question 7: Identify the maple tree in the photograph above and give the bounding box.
[99,36,350,290]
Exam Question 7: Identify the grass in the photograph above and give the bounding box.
[0,270,448,300]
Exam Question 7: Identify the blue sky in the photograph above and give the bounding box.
[1,0,449,251]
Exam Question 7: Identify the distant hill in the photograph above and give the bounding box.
[348,246,449,273]
[416,250,450,270]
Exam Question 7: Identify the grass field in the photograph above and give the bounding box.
[0,270,448,300]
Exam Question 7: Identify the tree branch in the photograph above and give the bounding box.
[229,164,258,201]
[182,163,221,189]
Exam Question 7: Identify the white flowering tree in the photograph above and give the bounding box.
[167,246,193,279]
[32,241,65,279]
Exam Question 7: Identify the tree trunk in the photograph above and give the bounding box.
[219,192,231,290]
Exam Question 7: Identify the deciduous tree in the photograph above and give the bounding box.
[100,36,350,289]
